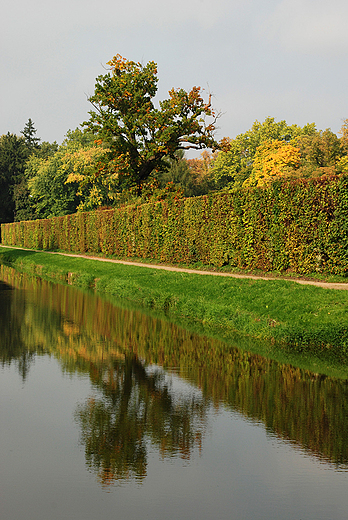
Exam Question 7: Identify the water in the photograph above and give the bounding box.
[0,265,347,520]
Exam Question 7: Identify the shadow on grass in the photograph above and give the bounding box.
[0,247,39,261]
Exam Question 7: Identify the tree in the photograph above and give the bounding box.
[294,128,343,177]
[154,150,211,198]
[0,133,29,223]
[0,121,57,223]
[21,118,41,151]
[65,142,116,211]
[13,139,59,222]
[83,54,219,192]
[244,140,301,187]
[26,129,93,218]
[339,118,348,152]
[0,124,45,223]
[185,150,216,195]
[210,117,316,190]
[336,119,348,173]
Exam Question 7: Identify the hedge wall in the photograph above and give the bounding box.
[2,175,348,275]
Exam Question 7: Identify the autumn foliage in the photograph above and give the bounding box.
[3,174,348,277]
[209,117,348,191]
[83,54,219,192]
[244,140,301,187]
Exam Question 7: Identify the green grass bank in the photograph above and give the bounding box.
[1,246,348,366]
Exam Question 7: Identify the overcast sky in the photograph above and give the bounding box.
[2,0,348,148]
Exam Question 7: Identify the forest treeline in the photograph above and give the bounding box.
[2,55,348,224]
[2,115,348,224]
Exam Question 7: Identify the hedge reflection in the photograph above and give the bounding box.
[1,264,348,478]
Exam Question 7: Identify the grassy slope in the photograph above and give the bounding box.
[1,245,348,356]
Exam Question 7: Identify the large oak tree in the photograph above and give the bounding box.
[83,54,219,191]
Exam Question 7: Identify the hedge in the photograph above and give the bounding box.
[2,175,348,275]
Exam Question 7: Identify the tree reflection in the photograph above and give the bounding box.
[75,353,206,485]
[0,281,36,380]
[1,263,348,482]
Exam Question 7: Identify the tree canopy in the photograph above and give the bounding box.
[0,132,30,223]
[209,117,348,190]
[209,117,315,190]
[3,110,348,224]
[83,54,219,191]
[244,139,301,187]
[25,129,90,218]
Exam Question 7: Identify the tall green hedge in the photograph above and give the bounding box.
[2,175,348,275]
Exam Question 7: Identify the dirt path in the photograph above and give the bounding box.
[2,244,348,290]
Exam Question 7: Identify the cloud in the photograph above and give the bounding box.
[261,0,348,54]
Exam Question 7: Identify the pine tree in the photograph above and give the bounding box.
[21,118,40,151]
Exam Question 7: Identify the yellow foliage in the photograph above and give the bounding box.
[339,118,348,151]
[336,155,348,173]
[244,140,301,187]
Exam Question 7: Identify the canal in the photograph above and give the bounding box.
[0,264,347,520]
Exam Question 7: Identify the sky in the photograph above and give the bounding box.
[2,0,348,149]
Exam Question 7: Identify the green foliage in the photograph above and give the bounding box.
[210,117,317,189]
[0,121,60,224]
[26,156,77,219]
[20,118,41,151]
[155,150,210,197]
[3,174,348,280]
[84,54,219,190]
[294,128,343,176]
[36,140,59,159]
[12,178,35,222]
[25,128,100,218]
[0,133,30,223]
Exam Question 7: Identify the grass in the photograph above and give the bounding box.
[1,246,348,366]
[29,247,348,284]
[59,246,348,284]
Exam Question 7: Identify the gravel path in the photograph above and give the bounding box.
[2,244,348,291]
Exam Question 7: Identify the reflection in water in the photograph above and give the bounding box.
[74,355,206,485]
[0,275,38,380]
[1,264,348,487]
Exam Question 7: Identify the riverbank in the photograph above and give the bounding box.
[1,245,348,361]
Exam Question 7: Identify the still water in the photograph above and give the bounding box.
[0,265,347,520]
